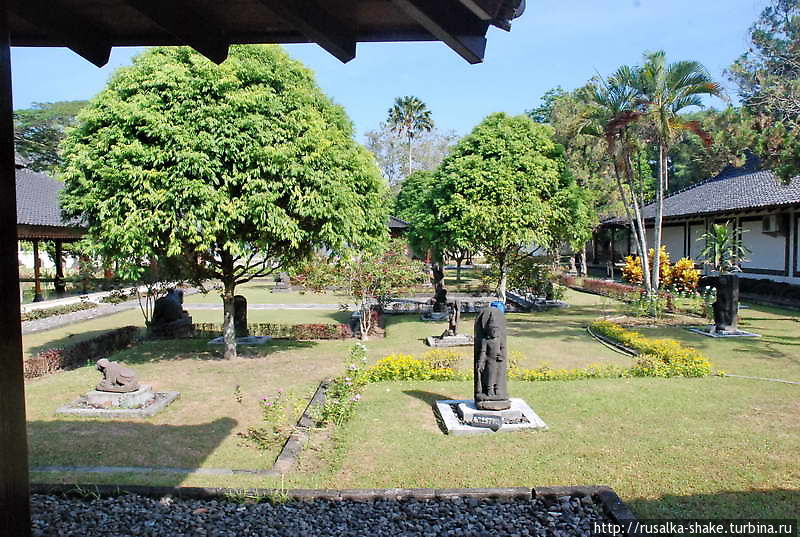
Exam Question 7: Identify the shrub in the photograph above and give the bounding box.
[191,322,352,340]
[366,353,462,382]
[420,348,463,370]
[621,255,644,285]
[319,343,370,426]
[24,325,140,379]
[590,320,712,377]
[509,364,629,381]
[665,257,700,293]
[622,247,671,285]
[21,300,98,322]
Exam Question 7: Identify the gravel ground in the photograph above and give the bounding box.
[31,493,619,537]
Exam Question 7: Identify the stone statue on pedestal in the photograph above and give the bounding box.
[699,274,739,333]
[473,301,510,411]
[95,358,140,393]
[150,288,193,338]
[441,300,461,338]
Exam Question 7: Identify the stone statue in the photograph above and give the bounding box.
[150,288,192,338]
[234,294,249,338]
[95,358,140,393]
[699,274,739,333]
[473,302,510,411]
[441,300,461,338]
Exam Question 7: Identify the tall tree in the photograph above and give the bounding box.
[386,96,434,177]
[582,69,655,293]
[527,86,567,124]
[431,113,589,302]
[631,50,721,290]
[61,45,390,359]
[14,100,87,172]
[729,0,800,180]
[365,124,456,188]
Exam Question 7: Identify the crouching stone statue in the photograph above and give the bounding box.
[95,358,140,393]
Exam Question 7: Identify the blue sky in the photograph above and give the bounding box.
[10,0,766,140]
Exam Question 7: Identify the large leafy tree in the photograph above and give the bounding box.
[61,45,390,359]
[386,96,434,177]
[729,0,800,180]
[14,100,87,172]
[431,112,590,302]
[630,50,721,290]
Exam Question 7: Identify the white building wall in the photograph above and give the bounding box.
[662,225,685,260]
[688,222,706,260]
[740,218,787,273]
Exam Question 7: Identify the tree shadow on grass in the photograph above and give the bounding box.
[109,338,317,365]
[28,417,239,486]
[403,390,459,405]
[626,489,800,519]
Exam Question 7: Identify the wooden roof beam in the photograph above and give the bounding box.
[8,0,112,67]
[390,0,489,64]
[124,0,230,64]
[256,0,357,63]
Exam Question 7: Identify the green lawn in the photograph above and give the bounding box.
[184,279,351,305]
[23,286,800,519]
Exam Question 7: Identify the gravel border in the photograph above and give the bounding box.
[28,484,639,536]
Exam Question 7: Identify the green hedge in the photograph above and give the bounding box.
[21,301,98,322]
[24,326,140,379]
[192,322,352,341]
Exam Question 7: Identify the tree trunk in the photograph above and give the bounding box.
[407,133,413,177]
[498,270,507,304]
[456,259,462,284]
[651,144,665,291]
[359,302,371,341]
[221,252,237,359]
[580,245,588,276]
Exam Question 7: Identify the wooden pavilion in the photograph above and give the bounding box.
[0,1,526,533]
[15,153,85,301]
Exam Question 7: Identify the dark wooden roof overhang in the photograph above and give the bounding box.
[16,224,84,241]
[7,0,525,66]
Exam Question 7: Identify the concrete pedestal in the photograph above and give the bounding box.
[86,385,154,409]
[426,334,474,347]
[435,398,548,435]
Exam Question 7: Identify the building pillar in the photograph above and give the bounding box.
[0,1,33,533]
[32,239,43,302]
[54,239,65,297]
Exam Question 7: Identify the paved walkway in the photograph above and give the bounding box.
[21,301,139,335]
[186,303,351,310]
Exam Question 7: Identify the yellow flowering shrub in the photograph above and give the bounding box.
[665,257,700,292]
[366,353,462,381]
[621,247,671,285]
[590,320,712,377]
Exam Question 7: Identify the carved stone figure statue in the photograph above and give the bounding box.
[150,288,192,338]
[699,274,739,333]
[441,300,461,338]
[473,302,510,411]
[95,358,140,393]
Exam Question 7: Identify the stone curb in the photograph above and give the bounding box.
[586,325,639,356]
[272,380,330,474]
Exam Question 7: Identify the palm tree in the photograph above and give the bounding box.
[630,51,722,290]
[580,70,654,293]
[387,96,434,177]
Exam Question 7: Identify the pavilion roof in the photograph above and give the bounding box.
[8,0,526,66]
[14,156,84,240]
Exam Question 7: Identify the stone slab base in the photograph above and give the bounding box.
[207,335,272,345]
[425,335,474,347]
[86,385,153,409]
[687,326,761,338]
[435,398,547,435]
[56,392,180,419]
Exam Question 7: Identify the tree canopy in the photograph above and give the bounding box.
[60,45,390,357]
[429,112,591,301]
[14,100,87,172]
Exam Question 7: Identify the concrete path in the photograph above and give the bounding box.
[21,301,139,335]
[186,303,352,310]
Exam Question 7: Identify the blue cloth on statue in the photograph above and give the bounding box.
[490,301,505,313]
